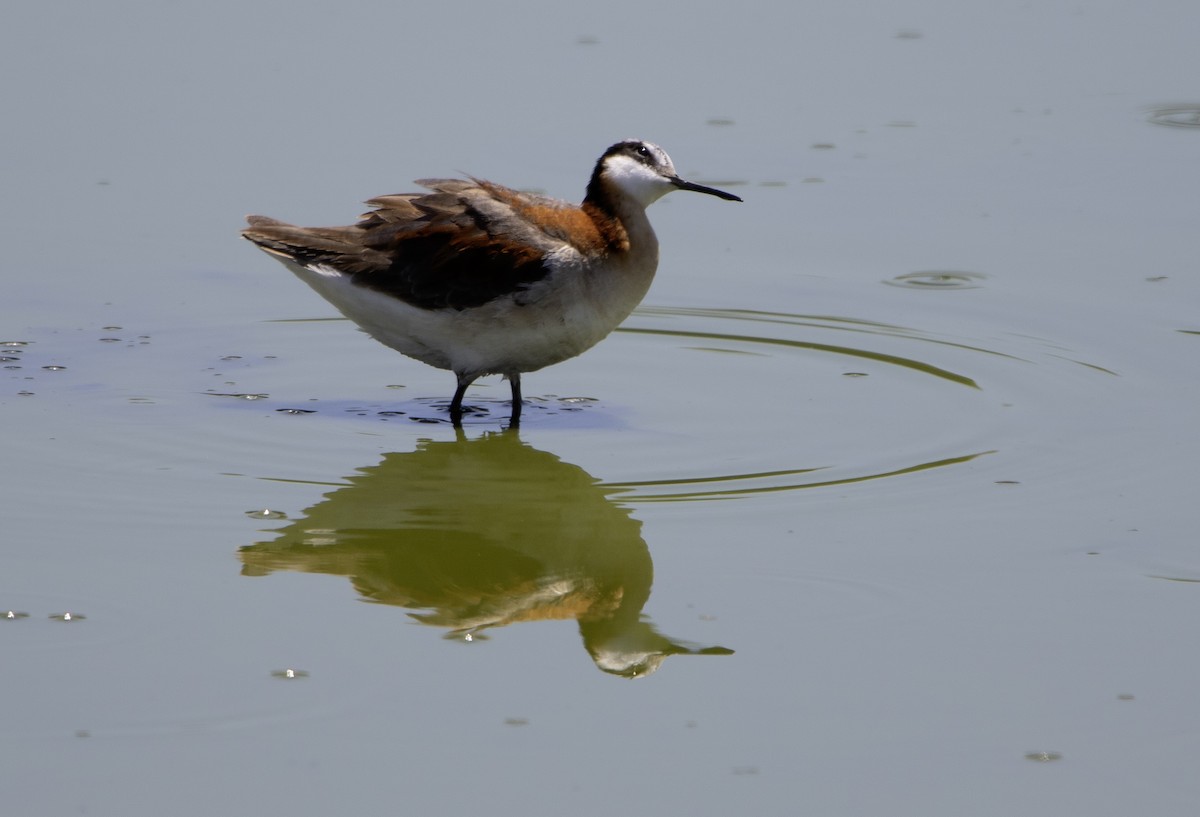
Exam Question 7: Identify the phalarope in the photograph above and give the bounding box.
[242,139,741,426]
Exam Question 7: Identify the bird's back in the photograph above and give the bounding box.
[242,179,636,311]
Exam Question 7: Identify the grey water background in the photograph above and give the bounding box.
[4,1,1200,815]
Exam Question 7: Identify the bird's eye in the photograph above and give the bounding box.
[635,144,652,159]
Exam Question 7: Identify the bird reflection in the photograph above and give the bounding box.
[239,430,732,677]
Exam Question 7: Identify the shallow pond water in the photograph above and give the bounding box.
[4,2,1200,815]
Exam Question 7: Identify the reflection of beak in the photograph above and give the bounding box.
[663,641,735,658]
[670,175,743,202]
[690,646,736,656]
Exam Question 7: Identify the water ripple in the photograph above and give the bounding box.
[625,308,992,388]
[885,271,987,289]
[599,306,1109,503]
[1146,104,1200,128]
[607,450,993,502]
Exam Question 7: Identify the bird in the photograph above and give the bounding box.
[241,139,742,427]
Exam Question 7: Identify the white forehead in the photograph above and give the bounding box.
[636,141,675,170]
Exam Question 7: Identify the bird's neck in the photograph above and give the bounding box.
[582,178,657,258]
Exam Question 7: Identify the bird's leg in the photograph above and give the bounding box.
[450,373,476,426]
[508,374,522,427]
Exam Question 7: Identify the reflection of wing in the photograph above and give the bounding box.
[240,432,731,676]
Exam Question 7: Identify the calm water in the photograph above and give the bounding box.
[4,2,1200,815]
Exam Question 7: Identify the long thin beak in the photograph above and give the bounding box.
[670,176,743,202]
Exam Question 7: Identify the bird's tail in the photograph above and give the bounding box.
[241,215,381,270]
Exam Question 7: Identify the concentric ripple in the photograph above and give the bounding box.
[586,305,1110,502]
[54,306,1111,511]
[885,271,987,289]
[1146,104,1200,128]
[622,305,1015,388]
[604,450,989,502]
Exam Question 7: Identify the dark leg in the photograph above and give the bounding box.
[449,373,476,426]
[508,374,522,427]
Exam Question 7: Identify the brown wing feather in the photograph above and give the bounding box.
[242,179,615,311]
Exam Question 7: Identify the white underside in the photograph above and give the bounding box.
[277,245,657,380]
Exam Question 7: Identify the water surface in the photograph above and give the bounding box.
[3,2,1200,815]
